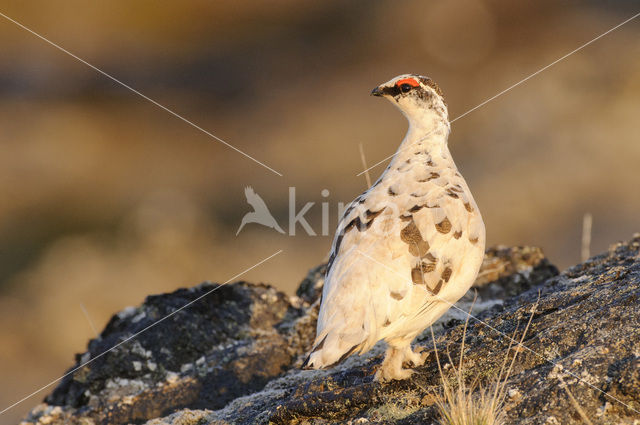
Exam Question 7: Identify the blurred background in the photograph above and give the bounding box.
[0,0,639,422]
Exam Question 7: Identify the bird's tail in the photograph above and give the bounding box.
[301,331,363,370]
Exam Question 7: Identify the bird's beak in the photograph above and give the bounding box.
[371,86,384,97]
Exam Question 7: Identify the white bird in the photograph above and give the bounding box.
[302,74,485,381]
[236,186,285,235]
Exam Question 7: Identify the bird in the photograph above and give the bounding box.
[302,74,485,381]
[236,186,285,235]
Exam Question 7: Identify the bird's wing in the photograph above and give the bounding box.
[309,185,396,365]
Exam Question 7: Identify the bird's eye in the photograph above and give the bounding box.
[400,84,413,93]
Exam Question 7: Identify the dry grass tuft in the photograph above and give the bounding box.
[429,294,538,425]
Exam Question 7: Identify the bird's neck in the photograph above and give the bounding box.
[393,117,452,165]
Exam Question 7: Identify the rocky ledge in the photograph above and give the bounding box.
[21,236,640,425]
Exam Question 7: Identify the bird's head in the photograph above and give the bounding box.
[371,74,448,131]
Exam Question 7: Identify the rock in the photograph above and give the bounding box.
[21,239,640,425]
[473,245,557,296]
[31,282,305,424]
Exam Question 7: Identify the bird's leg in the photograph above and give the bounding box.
[401,345,429,368]
[374,345,414,381]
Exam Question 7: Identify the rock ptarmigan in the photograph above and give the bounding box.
[302,74,486,381]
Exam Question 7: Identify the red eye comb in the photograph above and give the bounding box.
[395,78,420,87]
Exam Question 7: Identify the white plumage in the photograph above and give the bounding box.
[303,74,486,381]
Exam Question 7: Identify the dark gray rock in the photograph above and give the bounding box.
[28,282,304,424]
[22,239,640,425]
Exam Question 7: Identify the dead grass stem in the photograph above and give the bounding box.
[429,293,538,425]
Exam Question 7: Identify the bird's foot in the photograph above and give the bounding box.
[374,346,417,382]
[374,365,414,382]
[402,345,429,368]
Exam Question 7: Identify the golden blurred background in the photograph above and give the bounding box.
[1,1,639,422]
